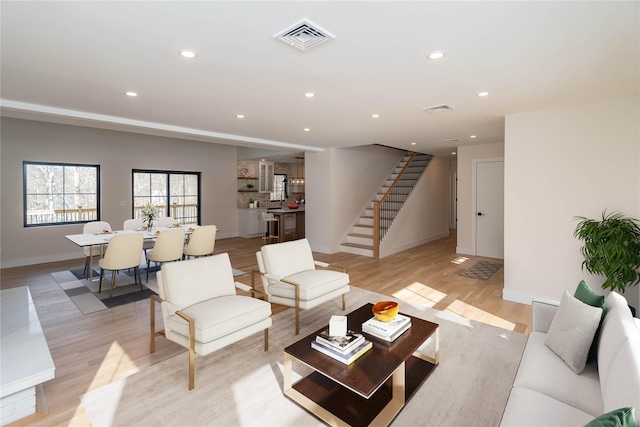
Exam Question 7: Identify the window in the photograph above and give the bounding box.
[271,174,288,202]
[24,161,100,226]
[132,170,200,224]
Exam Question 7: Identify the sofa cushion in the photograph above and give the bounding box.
[268,269,350,301]
[574,280,606,361]
[500,387,594,427]
[545,291,602,374]
[165,294,272,343]
[585,407,635,427]
[515,332,603,416]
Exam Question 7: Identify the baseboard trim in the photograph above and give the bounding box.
[502,288,537,305]
[456,246,474,256]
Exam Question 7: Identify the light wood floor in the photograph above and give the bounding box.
[1,231,531,426]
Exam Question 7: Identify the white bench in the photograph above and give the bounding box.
[1,287,55,426]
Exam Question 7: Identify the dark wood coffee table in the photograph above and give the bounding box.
[283,303,439,427]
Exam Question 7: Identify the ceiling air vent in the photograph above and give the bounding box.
[273,18,335,51]
[422,104,454,114]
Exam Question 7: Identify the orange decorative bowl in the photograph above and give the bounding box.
[372,301,399,322]
[288,203,299,210]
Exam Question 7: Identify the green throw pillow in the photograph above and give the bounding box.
[574,280,606,361]
[585,407,635,427]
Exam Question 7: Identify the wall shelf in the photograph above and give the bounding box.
[237,177,258,180]
[238,190,259,193]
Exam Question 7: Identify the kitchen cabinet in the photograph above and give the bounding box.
[238,208,266,238]
[258,161,274,193]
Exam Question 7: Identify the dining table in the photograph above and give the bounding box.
[65,225,199,282]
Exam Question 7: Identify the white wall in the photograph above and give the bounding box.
[504,97,640,309]
[1,117,238,268]
[456,142,505,255]
[380,155,451,256]
[305,145,402,253]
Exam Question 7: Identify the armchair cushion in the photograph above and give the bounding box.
[165,295,271,343]
[269,269,350,301]
[260,238,316,278]
[159,254,236,307]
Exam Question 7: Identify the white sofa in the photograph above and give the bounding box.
[501,291,640,426]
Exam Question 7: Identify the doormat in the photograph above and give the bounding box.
[459,261,503,280]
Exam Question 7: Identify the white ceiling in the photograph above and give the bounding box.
[1,1,638,158]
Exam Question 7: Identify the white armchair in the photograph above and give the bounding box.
[253,238,350,335]
[150,253,272,390]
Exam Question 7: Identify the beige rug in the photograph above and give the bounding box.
[80,287,527,426]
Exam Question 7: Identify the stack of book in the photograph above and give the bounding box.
[362,313,412,342]
[311,329,372,365]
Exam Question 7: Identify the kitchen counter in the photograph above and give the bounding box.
[266,206,305,213]
[237,206,305,240]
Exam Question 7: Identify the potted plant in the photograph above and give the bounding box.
[574,210,640,313]
[246,183,254,190]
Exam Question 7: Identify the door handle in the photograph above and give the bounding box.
[477,212,485,216]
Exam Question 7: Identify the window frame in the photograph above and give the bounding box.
[23,161,101,227]
[131,169,201,225]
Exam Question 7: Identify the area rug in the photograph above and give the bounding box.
[459,260,503,280]
[80,287,527,426]
[51,264,247,315]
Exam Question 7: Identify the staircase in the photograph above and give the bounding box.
[340,152,433,258]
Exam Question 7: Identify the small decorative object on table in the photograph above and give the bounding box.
[141,202,160,232]
[312,328,372,364]
[288,202,299,210]
[363,302,411,342]
[372,301,399,322]
[329,315,347,337]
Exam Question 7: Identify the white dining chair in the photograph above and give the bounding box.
[183,225,217,259]
[83,221,112,279]
[155,217,177,228]
[146,228,185,282]
[123,218,154,253]
[99,233,144,298]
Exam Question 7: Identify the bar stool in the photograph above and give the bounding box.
[262,213,279,244]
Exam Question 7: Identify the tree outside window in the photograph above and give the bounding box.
[132,170,200,224]
[23,161,100,226]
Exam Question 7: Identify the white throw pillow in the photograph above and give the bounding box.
[545,291,603,374]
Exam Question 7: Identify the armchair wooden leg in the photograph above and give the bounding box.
[264,329,269,351]
[342,293,347,311]
[149,295,166,354]
[177,310,197,390]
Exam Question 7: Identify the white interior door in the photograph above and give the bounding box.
[475,160,504,259]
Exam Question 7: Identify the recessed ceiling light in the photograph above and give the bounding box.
[304,92,315,98]
[428,51,446,60]
[236,114,245,119]
[411,142,417,146]
[371,114,380,118]
[179,50,197,58]
[125,91,138,97]
[470,135,477,138]
[478,91,489,97]
[452,152,457,155]
[303,128,311,132]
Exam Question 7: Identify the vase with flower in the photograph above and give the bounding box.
[141,202,160,232]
